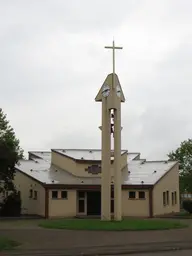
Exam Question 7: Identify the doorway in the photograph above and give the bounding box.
[87,191,101,215]
[77,190,113,216]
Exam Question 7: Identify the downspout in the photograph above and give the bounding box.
[45,188,49,219]
[149,187,154,218]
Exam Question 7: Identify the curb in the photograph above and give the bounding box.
[3,245,192,256]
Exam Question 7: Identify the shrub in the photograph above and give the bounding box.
[182,200,192,214]
[0,191,21,217]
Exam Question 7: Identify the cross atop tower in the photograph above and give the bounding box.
[105,40,123,88]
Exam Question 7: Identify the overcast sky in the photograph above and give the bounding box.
[0,0,192,160]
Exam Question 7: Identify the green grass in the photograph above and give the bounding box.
[39,218,188,231]
[0,237,20,251]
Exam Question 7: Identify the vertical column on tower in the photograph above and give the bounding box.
[101,100,111,221]
[114,105,122,221]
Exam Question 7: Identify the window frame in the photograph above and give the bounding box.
[29,189,33,199]
[174,191,177,205]
[166,191,169,205]
[163,191,170,206]
[78,199,85,213]
[129,191,136,199]
[138,191,145,199]
[172,191,177,205]
[52,190,58,199]
[78,191,85,199]
[171,192,174,205]
[163,191,166,206]
[34,190,37,200]
[61,190,68,199]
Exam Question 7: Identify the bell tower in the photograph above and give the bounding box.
[95,41,125,221]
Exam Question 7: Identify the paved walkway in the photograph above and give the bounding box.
[1,219,192,255]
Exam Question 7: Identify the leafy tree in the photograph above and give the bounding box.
[0,108,23,194]
[182,200,192,214]
[0,191,21,216]
[168,139,192,193]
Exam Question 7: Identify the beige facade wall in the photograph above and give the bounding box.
[51,152,77,174]
[48,189,77,217]
[122,189,149,217]
[152,164,180,216]
[51,151,127,178]
[48,189,150,218]
[118,152,128,174]
[14,170,45,216]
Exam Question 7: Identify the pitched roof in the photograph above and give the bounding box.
[15,149,177,186]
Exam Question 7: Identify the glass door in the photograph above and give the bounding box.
[77,191,87,215]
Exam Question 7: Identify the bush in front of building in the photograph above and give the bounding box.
[0,191,21,217]
[182,200,192,214]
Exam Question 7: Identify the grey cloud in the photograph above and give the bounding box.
[0,0,192,160]
[0,0,142,34]
[121,39,192,159]
[134,104,192,160]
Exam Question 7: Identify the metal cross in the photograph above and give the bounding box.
[105,40,123,88]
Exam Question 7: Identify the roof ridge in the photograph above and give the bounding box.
[52,149,128,151]
[144,160,176,163]
[28,151,51,153]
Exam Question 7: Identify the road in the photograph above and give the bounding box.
[124,250,192,256]
[2,248,192,256]
[3,249,192,256]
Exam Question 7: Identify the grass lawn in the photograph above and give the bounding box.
[0,237,20,251]
[39,218,188,231]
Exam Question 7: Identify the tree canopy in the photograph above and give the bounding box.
[168,139,192,193]
[0,108,23,194]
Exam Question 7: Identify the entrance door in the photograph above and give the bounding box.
[77,191,86,215]
[87,191,101,215]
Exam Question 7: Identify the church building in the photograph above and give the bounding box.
[14,149,180,218]
[13,41,180,219]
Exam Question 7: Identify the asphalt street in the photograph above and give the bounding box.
[124,250,192,256]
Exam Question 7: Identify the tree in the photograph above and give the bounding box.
[182,200,192,214]
[168,139,192,193]
[0,191,21,216]
[0,108,23,194]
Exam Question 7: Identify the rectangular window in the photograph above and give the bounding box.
[139,191,145,199]
[166,191,169,205]
[163,192,166,206]
[34,191,37,200]
[129,191,136,199]
[61,190,68,199]
[52,191,58,199]
[78,199,85,213]
[111,189,114,199]
[172,192,174,205]
[79,191,85,199]
[29,189,33,198]
[174,191,177,204]
[111,199,114,213]
[172,191,177,205]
